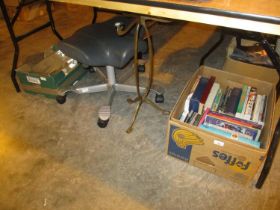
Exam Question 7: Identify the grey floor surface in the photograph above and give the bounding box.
[0,5,279,210]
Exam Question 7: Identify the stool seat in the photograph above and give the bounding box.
[57,16,147,68]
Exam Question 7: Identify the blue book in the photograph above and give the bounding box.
[199,124,260,148]
[189,77,209,113]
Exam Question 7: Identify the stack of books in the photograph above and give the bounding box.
[179,75,267,148]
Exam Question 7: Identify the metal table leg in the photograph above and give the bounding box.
[254,34,280,189]
[199,29,224,66]
[0,0,62,92]
[256,119,280,188]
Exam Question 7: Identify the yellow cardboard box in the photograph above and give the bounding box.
[166,66,276,185]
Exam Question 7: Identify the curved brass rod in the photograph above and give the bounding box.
[126,100,143,133]
[134,22,142,98]
[127,96,141,104]
[126,20,143,133]
[116,18,138,36]
[141,18,153,98]
[144,98,170,115]
[126,16,170,133]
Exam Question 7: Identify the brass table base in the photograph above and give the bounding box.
[126,16,170,133]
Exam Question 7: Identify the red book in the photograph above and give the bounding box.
[198,76,215,114]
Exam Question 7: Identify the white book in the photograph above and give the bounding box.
[244,87,257,120]
[252,95,262,122]
[204,83,220,111]
[179,93,193,122]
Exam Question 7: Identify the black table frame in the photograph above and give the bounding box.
[0,0,62,92]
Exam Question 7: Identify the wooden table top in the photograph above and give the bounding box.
[52,0,280,35]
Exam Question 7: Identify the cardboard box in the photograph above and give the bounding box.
[18,65,86,99]
[16,48,87,98]
[223,38,279,86]
[166,66,276,185]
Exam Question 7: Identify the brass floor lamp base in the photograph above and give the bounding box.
[126,16,170,133]
[126,96,170,133]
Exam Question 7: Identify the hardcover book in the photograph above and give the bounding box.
[224,87,242,116]
[244,87,257,120]
[235,85,248,118]
[204,115,261,141]
[240,86,251,119]
[211,88,222,112]
[218,87,232,113]
[252,95,262,122]
[204,82,220,111]
[198,76,215,114]
[189,77,209,113]
[199,124,261,148]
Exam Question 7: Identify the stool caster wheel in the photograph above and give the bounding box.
[56,95,66,104]
[155,94,164,103]
[97,118,109,128]
[98,106,110,128]
[138,64,145,73]
[88,67,96,73]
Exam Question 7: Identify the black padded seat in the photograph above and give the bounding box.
[55,15,156,129]
[57,16,147,68]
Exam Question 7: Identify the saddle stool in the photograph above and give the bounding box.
[56,16,162,128]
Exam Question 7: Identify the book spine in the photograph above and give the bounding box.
[252,95,262,122]
[179,93,193,122]
[211,88,222,112]
[204,83,220,111]
[244,87,257,120]
[239,86,251,119]
[224,87,242,116]
[218,87,229,113]
[184,110,194,123]
[193,114,202,126]
[189,113,198,125]
[235,85,248,118]
[197,108,210,127]
[189,77,209,113]
[199,76,216,114]
[199,124,260,148]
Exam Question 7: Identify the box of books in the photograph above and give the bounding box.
[166,66,276,185]
[16,47,83,90]
[16,47,87,98]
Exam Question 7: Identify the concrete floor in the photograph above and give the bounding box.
[0,4,280,210]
